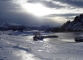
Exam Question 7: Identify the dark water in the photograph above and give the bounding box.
[43,32,83,43]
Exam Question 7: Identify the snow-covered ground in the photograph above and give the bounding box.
[0,31,83,60]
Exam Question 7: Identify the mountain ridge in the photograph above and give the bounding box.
[60,14,83,32]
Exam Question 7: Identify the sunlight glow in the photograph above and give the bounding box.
[17,0,55,17]
[14,50,39,60]
[46,17,68,24]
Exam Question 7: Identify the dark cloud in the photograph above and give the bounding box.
[46,13,79,17]
[0,0,20,12]
[27,0,65,9]
[0,0,12,1]
[0,0,39,25]
[53,0,83,8]
[28,0,83,8]
[41,1,64,8]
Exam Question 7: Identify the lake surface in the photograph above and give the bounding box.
[43,32,83,43]
[30,32,83,60]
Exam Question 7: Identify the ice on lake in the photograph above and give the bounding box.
[0,31,83,60]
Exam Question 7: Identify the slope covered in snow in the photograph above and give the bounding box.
[0,23,49,31]
[0,31,83,60]
[61,14,83,31]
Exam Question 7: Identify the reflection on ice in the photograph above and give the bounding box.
[61,39,75,42]
[43,33,75,43]
[37,50,43,52]
[14,50,40,60]
[45,38,75,43]
[44,38,58,42]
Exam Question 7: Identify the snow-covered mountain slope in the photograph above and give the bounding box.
[0,31,83,60]
[0,22,49,30]
[61,14,83,31]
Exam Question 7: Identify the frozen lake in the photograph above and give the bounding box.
[0,31,83,60]
[43,32,80,43]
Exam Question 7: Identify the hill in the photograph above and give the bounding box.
[60,14,83,32]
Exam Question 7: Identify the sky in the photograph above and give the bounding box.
[0,0,83,27]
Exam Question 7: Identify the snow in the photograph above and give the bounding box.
[0,31,83,60]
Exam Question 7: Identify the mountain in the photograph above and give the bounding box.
[60,14,83,32]
[1,14,83,32]
[46,14,83,32]
[0,23,27,31]
[0,22,49,31]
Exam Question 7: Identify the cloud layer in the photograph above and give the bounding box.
[0,0,83,26]
[27,0,83,21]
[54,0,83,8]
[28,0,83,8]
